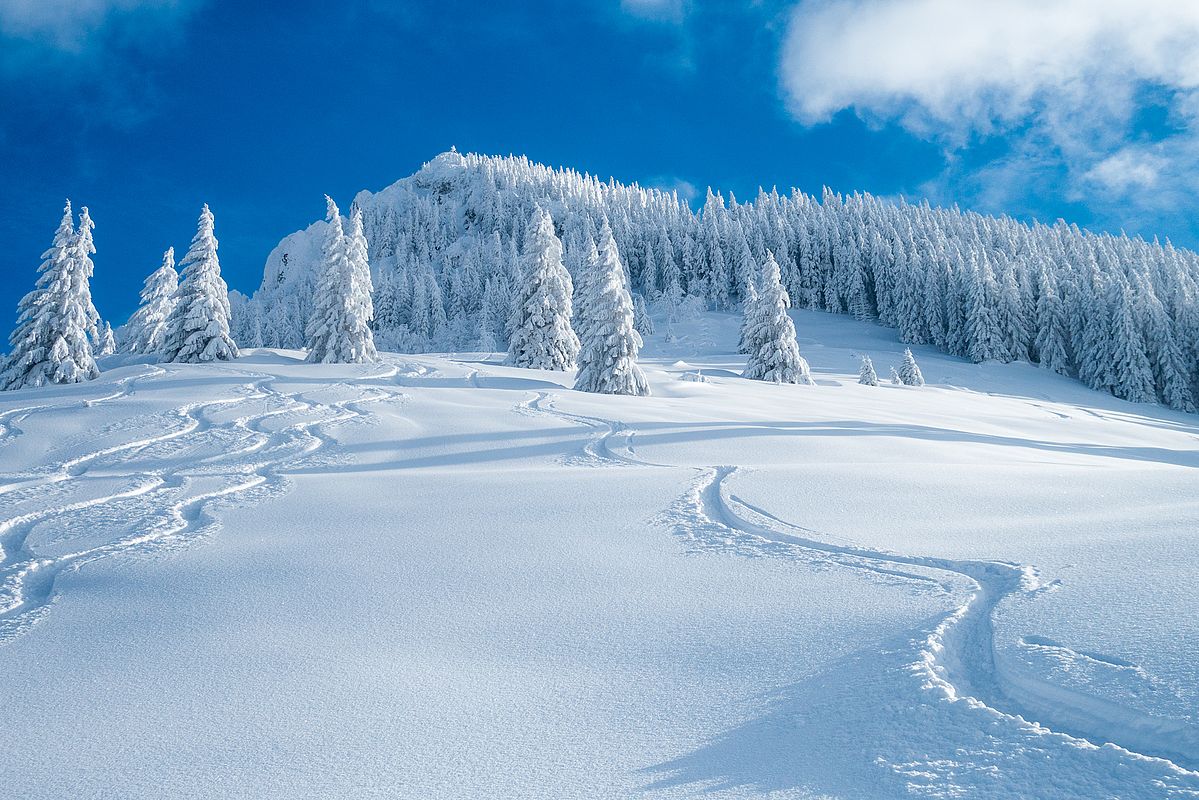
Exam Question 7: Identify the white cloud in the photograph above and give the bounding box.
[781,0,1199,129]
[1084,148,1166,194]
[779,0,1199,233]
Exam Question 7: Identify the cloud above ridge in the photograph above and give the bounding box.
[780,0,1199,230]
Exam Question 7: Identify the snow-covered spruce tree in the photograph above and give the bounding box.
[1107,283,1155,404]
[505,208,580,370]
[574,222,649,396]
[97,321,116,356]
[890,366,902,385]
[897,348,925,386]
[74,206,102,349]
[571,234,602,351]
[737,276,759,355]
[0,201,100,390]
[305,198,378,363]
[161,205,240,363]
[858,355,879,386]
[124,248,179,355]
[1033,266,1070,375]
[633,293,655,336]
[1134,276,1195,412]
[742,251,812,384]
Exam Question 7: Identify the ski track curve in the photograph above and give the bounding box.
[517,390,1199,783]
[0,363,409,645]
[519,391,649,468]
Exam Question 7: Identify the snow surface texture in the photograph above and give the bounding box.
[0,309,1197,799]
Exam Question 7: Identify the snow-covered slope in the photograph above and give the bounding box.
[1,310,1197,798]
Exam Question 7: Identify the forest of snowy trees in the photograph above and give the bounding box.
[230,150,1199,411]
[5,149,1199,411]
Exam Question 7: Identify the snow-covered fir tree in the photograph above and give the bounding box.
[897,348,925,386]
[574,221,649,396]
[505,208,580,370]
[161,205,240,363]
[74,206,102,350]
[97,321,116,356]
[738,278,759,355]
[0,201,100,390]
[571,234,602,352]
[1033,267,1070,375]
[858,355,878,386]
[890,366,902,385]
[124,248,179,355]
[633,293,655,336]
[1107,283,1155,404]
[742,251,812,385]
[305,198,378,364]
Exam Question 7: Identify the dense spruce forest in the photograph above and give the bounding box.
[235,150,1199,411]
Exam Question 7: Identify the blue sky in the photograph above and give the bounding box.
[3,0,1198,323]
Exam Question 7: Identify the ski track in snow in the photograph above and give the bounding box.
[3,358,1196,793]
[0,363,409,645]
[519,390,1199,784]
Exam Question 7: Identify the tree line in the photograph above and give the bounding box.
[237,150,1196,410]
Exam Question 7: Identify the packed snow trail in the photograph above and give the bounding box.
[0,362,408,645]
[521,391,1199,781]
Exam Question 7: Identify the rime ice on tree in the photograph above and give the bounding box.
[97,322,117,356]
[124,248,179,355]
[505,208,580,371]
[0,201,100,390]
[897,348,925,386]
[858,355,879,386]
[161,205,240,363]
[305,198,378,364]
[741,251,812,385]
[574,221,649,396]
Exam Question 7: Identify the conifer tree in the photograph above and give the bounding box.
[478,275,508,352]
[97,321,116,356]
[125,248,179,355]
[506,208,580,370]
[370,268,404,336]
[571,234,602,351]
[574,223,649,395]
[161,205,240,363]
[305,197,378,363]
[858,355,878,386]
[1033,267,1070,375]
[641,241,659,299]
[633,293,655,336]
[0,201,100,390]
[74,206,102,349]
[890,366,902,385]
[742,252,812,384]
[1136,278,1195,411]
[1108,284,1155,403]
[897,348,925,386]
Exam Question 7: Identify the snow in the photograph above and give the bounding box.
[0,308,1197,798]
